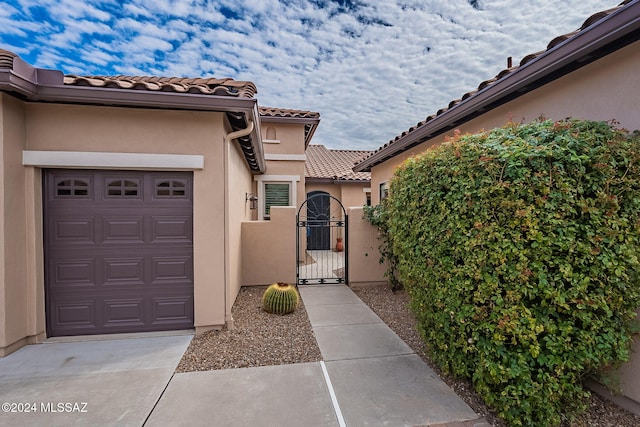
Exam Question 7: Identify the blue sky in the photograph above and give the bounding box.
[1,0,612,150]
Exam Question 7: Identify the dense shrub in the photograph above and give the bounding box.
[385,119,640,426]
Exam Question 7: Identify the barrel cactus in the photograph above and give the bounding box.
[262,282,299,315]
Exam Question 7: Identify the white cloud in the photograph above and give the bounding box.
[0,0,616,150]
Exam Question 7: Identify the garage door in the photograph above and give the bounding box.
[44,170,194,337]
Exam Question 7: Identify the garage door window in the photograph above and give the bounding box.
[156,179,187,198]
[107,179,140,197]
[56,178,91,198]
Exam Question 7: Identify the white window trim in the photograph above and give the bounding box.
[264,154,306,161]
[23,151,204,170]
[362,187,371,193]
[254,175,300,220]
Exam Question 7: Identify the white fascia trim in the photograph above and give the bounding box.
[254,175,301,182]
[23,151,204,170]
[264,154,306,161]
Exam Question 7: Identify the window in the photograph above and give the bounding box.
[380,182,390,201]
[254,175,300,220]
[56,178,90,197]
[264,183,290,219]
[106,179,140,197]
[155,179,187,198]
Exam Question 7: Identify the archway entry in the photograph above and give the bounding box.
[297,192,348,285]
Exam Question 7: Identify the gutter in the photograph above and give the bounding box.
[0,55,266,174]
[353,0,640,172]
[222,121,256,331]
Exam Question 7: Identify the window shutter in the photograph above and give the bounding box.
[264,183,290,218]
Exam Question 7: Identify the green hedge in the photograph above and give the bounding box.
[385,119,640,426]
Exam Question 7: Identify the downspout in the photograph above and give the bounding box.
[222,120,255,330]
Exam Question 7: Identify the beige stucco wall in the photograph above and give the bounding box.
[0,94,32,355]
[340,184,369,209]
[368,41,640,406]
[262,123,306,156]
[305,182,340,201]
[241,207,296,286]
[305,182,369,209]
[371,41,640,205]
[226,137,255,324]
[259,122,307,217]
[347,207,387,286]
[0,99,238,354]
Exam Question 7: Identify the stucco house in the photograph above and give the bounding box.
[0,48,322,355]
[305,144,372,209]
[353,0,640,412]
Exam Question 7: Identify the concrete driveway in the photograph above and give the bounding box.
[0,333,192,426]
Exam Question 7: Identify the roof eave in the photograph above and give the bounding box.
[335,179,370,184]
[305,177,334,183]
[353,1,640,172]
[0,59,266,173]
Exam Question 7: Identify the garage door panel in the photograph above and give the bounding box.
[103,298,145,326]
[50,216,96,244]
[151,216,193,242]
[152,295,194,324]
[151,256,193,283]
[103,257,145,285]
[45,170,194,337]
[51,258,97,287]
[102,216,145,243]
[52,299,97,330]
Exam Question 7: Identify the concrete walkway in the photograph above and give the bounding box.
[148,284,487,427]
[299,284,485,427]
[0,285,489,426]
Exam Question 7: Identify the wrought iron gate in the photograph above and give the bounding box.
[297,192,348,285]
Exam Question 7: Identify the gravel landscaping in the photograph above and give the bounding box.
[176,284,640,426]
[176,286,321,372]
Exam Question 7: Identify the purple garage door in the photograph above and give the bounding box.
[44,170,194,337]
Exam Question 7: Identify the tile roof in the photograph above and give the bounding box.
[354,0,637,171]
[0,49,266,173]
[260,106,321,147]
[305,145,371,182]
[259,106,320,120]
[64,75,257,98]
[0,49,17,69]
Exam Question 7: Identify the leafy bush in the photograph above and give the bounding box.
[384,119,640,426]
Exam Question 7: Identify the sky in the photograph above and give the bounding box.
[1,0,614,151]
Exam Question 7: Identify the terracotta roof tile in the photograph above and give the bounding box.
[259,106,320,120]
[305,145,371,181]
[63,74,257,98]
[260,106,321,147]
[0,49,17,69]
[356,0,634,168]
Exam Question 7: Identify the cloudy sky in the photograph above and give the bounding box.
[1,0,613,150]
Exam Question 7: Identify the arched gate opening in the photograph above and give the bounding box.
[296,192,348,285]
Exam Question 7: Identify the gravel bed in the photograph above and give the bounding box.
[351,285,640,427]
[176,286,321,372]
[176,284,640,426]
